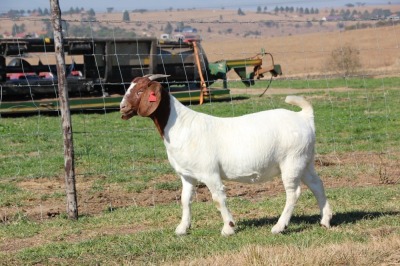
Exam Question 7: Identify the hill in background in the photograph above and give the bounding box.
[1,3,400,77]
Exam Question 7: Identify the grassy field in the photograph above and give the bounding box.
[1,186,399,265]
[2,77,400,178]
[1,77,400,264]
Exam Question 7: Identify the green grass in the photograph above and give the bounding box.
[0,76,399,264]
[228,76,400,90]
[0,183,33,207]
[1,77,399,181]
[0,185,399,265]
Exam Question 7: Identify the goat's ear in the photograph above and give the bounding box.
[138,82,162,117]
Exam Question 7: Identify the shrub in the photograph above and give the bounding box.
[326,44,361,76]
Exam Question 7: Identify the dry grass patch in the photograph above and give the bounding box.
[171,233,400,266]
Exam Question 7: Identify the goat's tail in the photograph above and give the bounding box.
[285,95,314,118]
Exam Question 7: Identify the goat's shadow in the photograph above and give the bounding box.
[236,210,400,234]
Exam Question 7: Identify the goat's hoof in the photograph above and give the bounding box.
[321,215,332,229]
[271,224,286,234]
[175,229,188,236]
[175,224,189,236]
[221,225,235,236]
[320,221,331,229]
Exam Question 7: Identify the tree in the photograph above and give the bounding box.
[238,8,245,16]
[42,19,52,35]
[122,10,130,22]
[107,7,114,13]
[11,24,19,35]
[164,22,173,34]
[345,9,351,19]
[175,21,184,32]
[362,10,370,19]
[257,6,262,13]
[87,8,96,17]
[11,23,26,36]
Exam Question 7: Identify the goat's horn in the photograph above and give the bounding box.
[146,74,170,81]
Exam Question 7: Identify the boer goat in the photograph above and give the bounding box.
[120,74,332,236]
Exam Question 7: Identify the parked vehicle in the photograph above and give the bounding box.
[0,37,280,114]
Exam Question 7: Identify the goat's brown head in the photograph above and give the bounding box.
[120,74,169,120]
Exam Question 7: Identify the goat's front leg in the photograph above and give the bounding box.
[175,176,195,235]
[206,178,235,236]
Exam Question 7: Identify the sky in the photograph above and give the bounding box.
[1,0,398,13]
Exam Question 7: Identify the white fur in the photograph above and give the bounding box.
[161,95,332,236]
[126,82,136,95]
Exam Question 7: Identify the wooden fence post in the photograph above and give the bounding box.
[50,0,78,220]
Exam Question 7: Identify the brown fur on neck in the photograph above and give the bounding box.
[149,88,171,138]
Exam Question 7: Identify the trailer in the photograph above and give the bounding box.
[0,37,281,114]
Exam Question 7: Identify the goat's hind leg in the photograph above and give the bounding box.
[175,176,195,235]
[271,176,301,234]
[272,160,303,234]
[301,163,332,228]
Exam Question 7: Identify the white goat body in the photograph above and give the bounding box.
[165,96,314,183]
[120,75,332,236]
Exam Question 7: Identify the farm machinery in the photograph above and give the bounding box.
[0,37,281,114]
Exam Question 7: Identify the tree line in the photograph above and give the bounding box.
[237,6,320,16]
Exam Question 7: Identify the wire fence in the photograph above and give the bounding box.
[1,7,400,222]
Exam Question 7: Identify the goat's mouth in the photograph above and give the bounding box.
[120,109,135,120]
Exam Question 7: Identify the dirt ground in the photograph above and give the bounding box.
[0,151,399,255]
[2,151,398,224]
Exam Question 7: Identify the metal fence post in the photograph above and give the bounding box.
[50,0,78,220]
